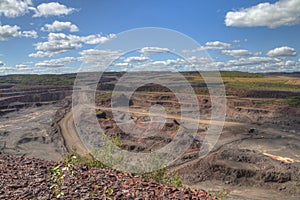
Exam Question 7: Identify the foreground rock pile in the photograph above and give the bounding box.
[0,154,216,199]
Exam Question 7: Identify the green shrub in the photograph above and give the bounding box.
[48,154,77,198]
[49,134,184,198]
[142,168,183,187]
[283,96,300,106]
[209,189,230,199]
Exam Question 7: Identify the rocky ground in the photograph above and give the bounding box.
[0,84,73,161]
[0,104,66,161]
[0,154,216,199]
[93,91,300,199]
[1,73,300,199]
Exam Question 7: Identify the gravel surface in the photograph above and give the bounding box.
[0,154,217,199]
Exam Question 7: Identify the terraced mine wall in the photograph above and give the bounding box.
[227,89,300,98]
[0,86,73,112]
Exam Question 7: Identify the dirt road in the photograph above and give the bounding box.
[58,104,238,158]
[96,106,241,127]
[59,111,89,156]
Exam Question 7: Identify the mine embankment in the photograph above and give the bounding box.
[0,86,72,111]
[0,84,73,160]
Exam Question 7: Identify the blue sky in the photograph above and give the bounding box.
[0,0,300,74]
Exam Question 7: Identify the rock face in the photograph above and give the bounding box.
[0,104,66,161]
[0,154,216,199]
[0,85,72,161]
[0,86,72,110]
[226,88,300,99]
[177,148,300,195]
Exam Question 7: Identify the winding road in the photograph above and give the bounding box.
[59,104,300,164]
[59,111,89,156]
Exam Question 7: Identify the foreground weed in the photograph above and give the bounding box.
[209,189,230,200]
[48,154,77,198]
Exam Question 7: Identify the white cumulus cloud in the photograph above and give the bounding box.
[184,54,298,72]
[33,2,75,17]
[16,63,30,70]
[204,41,231,50]
[221,49,253,57]
[79,49,120,64]
[41,20,79,32]
[30,33,115,58]
[267,46,297,57]
[140,47,170,54]
[35,33,82,55]
[0,0,33,18]
[29,51,54,58]
[123,58,186,71]
[35,57,77,68]
[124,56,149,63]
[0,25,20,40]
[185,41,232,53]
[226,56,279,66]
[78,49,121,71]
[22,30,38,38]
[152,58,185,68]
[81,34,116,44]
[225,0,300,28]
[0,24,37,40]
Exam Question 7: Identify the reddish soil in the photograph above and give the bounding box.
[0,154,216,199]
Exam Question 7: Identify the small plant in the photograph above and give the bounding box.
[49,164,65,198]
[72,149,107,169]
[48,154,77,198]
[102,187,114,200]
[209,189,230,200]
[142,168,183,187]
[106,187,114,196]
[171,172,183,187]
[48,137,184,199]
[283,96,300,106]
[110,134,122,147]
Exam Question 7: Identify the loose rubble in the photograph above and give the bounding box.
[0,154,217,199]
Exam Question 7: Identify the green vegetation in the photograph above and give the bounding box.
[48,133,183,197]
[95,92,112,102]
[253,97,300,106]
[1,72,299,92]
[142,169,183,187]
[283,96,300,106]
[69,135,123,169]
[48,153,77,198]
[253,99,277,105]
[219,71,263,78]
[48,148,122,199]
[209,189,230,199]
[71,151,107,169]
[182,71,300,91]
[0,74,75,85]
[225,81,300,91]
[183,71,263,78]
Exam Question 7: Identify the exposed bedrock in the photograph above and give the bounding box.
[177,148,300,194]
[0,90,72,109]
[227,88,300,98]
